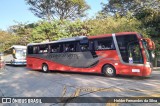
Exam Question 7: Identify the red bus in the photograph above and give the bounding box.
[27,32,155,77]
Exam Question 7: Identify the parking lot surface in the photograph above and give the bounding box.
[0,66,160,106]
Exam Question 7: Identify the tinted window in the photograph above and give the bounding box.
[142,40,150,62]
[27,46,33,54]
[50,43,62,53]
[79,43,89,51]
[33,46,39,54]
[116,34,143,64]
[64,42,76,52]
[94,37,115,50]
[38,45,48,54]
[128,42,143,63]
[27,45,39,54]
[89,40,94,51]
[4,48,12,55]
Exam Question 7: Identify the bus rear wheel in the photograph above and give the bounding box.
[102,65,116,77]
[42,63,49,73]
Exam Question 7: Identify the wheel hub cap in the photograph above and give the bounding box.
[43,66,47,71]
[107,68,113,74]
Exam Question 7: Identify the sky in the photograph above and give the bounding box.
[0,0,105,31]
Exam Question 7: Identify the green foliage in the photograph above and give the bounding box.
[31,20,92,42]
[101,0,160,36]
[32,20,68,42]
[101,0,160,65]
[25,0,90,21]
[140,8,160,59]
[101,0,160,17]
[9,22,37,45]
[101,0,133,16]
[0,30,20,52]
[86,15,148,37]
[68,20,92,36]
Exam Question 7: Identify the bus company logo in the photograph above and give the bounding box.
[2,98,11,103]
[47,53,79,59]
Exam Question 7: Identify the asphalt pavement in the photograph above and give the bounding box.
[0,66,160,106]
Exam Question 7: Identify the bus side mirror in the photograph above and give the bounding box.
[143,38,155,50]
[151,41,155,50]
[12,49,16,59]
[13,49,16,54]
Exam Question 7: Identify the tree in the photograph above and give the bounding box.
[31,20,92,43]
[25,0,90,21]
[0,30,19,52]
[101,0,134,16]
[86,15,147,37]
[68,20,92,36]
[31,20,69,42]
[101,0,160,17]
[9,22,37,45]
[101,0,160,66]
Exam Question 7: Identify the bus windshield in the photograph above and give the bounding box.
[15,49,26,59]
[116,34,143,64]
[142,40,150,62]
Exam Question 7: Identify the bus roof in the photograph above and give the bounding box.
[27,36,87,46]
[3,45,26,52]
[0,52,3,56]
[88,32,139,39]
[11,45,26,49]
[27,32,140,46]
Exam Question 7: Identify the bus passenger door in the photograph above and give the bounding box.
[127,42,144,75]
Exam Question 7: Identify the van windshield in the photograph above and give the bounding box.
[15,49,26,59]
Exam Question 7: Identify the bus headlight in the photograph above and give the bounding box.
[145,62,151,68]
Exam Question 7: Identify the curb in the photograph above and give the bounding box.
[153,67,160,71]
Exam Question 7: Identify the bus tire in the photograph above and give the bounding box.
[42,63,49,73]
[102,65,116,77]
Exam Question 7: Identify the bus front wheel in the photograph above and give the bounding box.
[102,65,116,77]
[42,63,49,73]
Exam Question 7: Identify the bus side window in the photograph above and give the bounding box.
[65,45,69,52]
[4,48,12,55]
[33,46,39,54]
[50,43,62,53]
[80,43,89,51]
[39,45,48,54]
[95,37,115,50]
[89,40,94,51]
[76,42,81,52]
[28,46,33,54]
[64,42,76,52]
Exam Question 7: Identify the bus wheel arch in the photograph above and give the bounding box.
[42,63,49,73]
[102,64,116,77]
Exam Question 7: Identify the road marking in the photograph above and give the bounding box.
[61,85,160,106]
[72,88,81,97]
[106,103,119,106]
[62,86,67,97]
